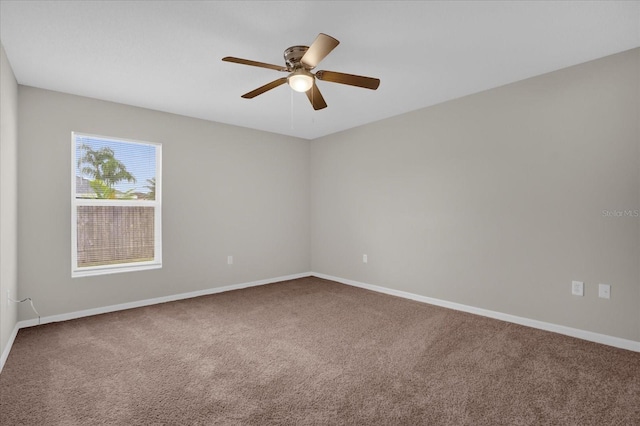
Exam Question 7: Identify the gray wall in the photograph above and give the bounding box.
[1,43,19,358]
[17,87,310,320]
[311,48,640,341]
[11,48,640,345]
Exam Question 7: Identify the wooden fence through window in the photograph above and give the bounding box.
[77,206,155,267]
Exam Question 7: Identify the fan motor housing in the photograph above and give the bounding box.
[284,45,309,69]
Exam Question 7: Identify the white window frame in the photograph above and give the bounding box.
[71,132,162,277]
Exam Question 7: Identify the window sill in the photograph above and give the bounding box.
[72,261,162,278]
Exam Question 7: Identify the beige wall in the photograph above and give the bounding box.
[1,43,19,358]
[311,48,640,341]
[17,87,310,320]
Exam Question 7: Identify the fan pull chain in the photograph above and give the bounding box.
[290,89,294,129]
[311,88,315,125]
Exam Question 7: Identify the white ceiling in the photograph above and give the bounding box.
[1,1,639,140]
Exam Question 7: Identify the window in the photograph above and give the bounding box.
[71,133,162,277]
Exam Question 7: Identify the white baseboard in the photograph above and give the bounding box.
[311,272,640,353]
[16,272,312,329]
[0,323,20,374]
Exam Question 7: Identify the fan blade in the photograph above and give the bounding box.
[316,70,380,90]
[305,82,328,110]
[301,33,339,69]
[241,78,288,99]
[222,56,288,72]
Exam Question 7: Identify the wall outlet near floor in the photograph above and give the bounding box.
[598,284,611,299]
[363,254,368,263]
[571,281,584,296]
[227,255,233,265]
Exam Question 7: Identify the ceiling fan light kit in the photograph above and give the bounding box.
[222,33,380,110]
[288,69,314,92]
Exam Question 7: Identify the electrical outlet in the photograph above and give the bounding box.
[363,254,368,263]
[227,255,233,265]
[572,281,584,296]
[598,284,611,299]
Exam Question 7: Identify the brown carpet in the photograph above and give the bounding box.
[1,277,639,425]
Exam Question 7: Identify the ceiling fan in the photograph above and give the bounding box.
[222,33,380,110]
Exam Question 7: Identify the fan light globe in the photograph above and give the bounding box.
[288,71,313,92]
